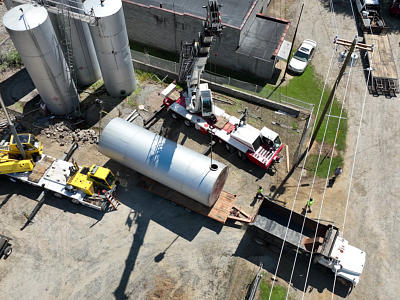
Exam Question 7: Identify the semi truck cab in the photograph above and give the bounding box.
[314,235,366,287]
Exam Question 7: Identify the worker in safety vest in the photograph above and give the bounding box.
[256,186,264,200]
[306,198,314,213]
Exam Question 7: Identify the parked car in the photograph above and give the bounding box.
[0,234,12,259]
[288,39,317,74]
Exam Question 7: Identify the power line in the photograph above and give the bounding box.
[299,57,354,300]
[287,63,351,299]
[268,44,338,300]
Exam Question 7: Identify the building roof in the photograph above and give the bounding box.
[125,0,257,28]
[236,14,290,62]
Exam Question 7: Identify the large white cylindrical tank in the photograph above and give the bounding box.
[3,4,80,115]
[50,0,101,87]
[83,0,136,97]
[99,118,229,207]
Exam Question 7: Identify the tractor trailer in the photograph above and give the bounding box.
[250,199,366,290]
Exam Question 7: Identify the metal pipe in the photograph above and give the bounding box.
[99,118,229,207]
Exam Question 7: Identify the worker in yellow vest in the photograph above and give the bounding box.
[306,198,314,213]
[256,186,264,200]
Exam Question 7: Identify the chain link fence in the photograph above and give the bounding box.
[131,50,313,113]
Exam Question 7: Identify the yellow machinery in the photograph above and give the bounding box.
[0,133,43,175]
[67,162,117,196]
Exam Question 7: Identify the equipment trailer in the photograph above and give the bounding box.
[353,0,399,96]
[250,199,365,290]
[137,175,251,224]
[5,154,118,211]
[364,33,399,96]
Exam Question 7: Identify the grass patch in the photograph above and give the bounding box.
[260,66,347,177]
[260,66,347,151]
[305,154,344,178]
[135,69,155,83]
[89,79,104,91]
[0,49,23,72]
[259,277,291,300]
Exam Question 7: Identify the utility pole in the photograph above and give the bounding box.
[282,2,304,82]
[272,36,371,200]
[0,88,26,159]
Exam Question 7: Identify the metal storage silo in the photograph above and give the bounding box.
[83,0,136,97]
[3,4,80,115]
[99,118,229,207]
[50,0,101,87]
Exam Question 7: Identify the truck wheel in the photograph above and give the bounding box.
[3,246,12,259]
[171,112,179,120]
[70,198,80,205]
[225,143,234,153]
[53,193,63,199]
[254,238,266,246]
[184,119,192,127]
[237,150,246,160]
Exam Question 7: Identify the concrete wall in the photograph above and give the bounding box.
[122,0,276,80]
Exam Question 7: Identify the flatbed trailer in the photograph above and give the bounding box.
[5,155,115,211]
[250,199,366,289]
[364,33,399,96]
[137,175,251,224]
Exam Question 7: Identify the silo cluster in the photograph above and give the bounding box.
[2,0,136,115]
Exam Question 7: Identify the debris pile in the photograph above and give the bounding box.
[41,122,98,146]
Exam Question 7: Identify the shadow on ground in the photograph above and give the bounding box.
[0,68,35,106]
[101,161,223,299]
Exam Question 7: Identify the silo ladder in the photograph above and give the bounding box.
[105,193,120,210]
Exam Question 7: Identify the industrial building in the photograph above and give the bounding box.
[122,0,290,81]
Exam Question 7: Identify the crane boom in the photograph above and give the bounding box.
[178,0,223,118]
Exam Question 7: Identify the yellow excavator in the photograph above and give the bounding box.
[0,133,43,175]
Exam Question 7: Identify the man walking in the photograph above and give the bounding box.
[306,198,314,213]
[256,186,264,200]
[334,167,343,177]
[328,166,343,188]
